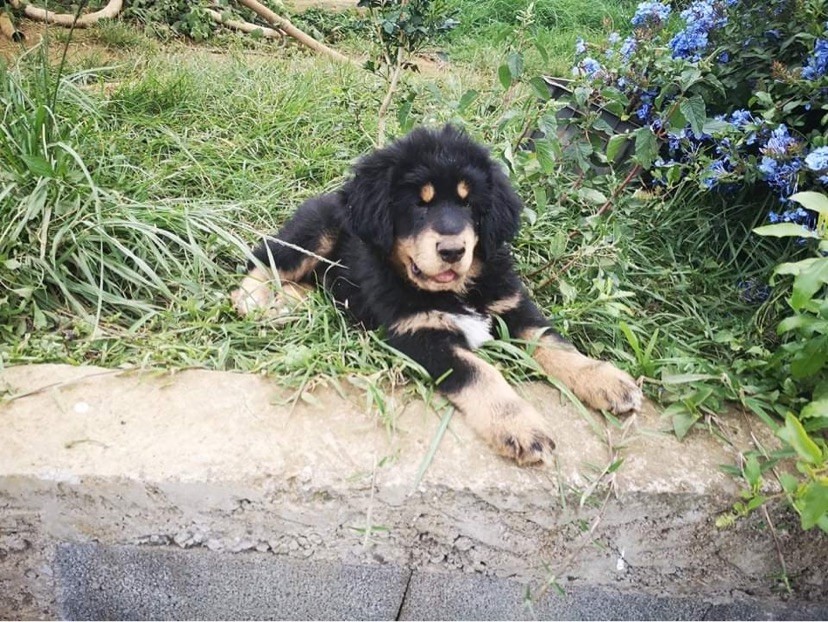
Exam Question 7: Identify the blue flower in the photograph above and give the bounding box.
[805,146,828,173]
[758,155,802,198]
[636,103,652,121]
[608,32,621,44]
[669,0,728,61]
[737,279,771,304]
[631,1,671,28]
[702,158,731,189]
[768,211,781,223]
[802,39,828,80]
[573,57,603,77]
[761,124,799,157]
[728,109,755,127]
[575,37,587,55]
[620,36,637,59]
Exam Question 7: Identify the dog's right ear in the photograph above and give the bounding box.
[343,150,396,255]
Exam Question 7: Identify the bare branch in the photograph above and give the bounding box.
[8,0,122,27]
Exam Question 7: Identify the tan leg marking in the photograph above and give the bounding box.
[279,233,336,282]
[520,329,642,415]
[486,291,522,315]
[449,347,555,465]
[390,311,461,336]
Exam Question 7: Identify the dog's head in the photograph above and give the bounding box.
[343,125,522,293]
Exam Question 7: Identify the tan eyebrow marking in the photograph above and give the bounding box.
[420,183,435,203]
[457,180,469,200]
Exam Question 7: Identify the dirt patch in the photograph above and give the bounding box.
[0,20,124,66]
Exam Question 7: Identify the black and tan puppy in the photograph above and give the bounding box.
[232,125,642,465]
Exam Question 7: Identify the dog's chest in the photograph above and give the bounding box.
[447,308,492,350]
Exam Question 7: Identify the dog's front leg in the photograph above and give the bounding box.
[490,292,642,415]
[522,329,642,414]
[389,328,555,465]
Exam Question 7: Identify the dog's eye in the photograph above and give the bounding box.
[420,183,435,204]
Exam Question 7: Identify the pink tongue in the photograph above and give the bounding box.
[434,270,457,283]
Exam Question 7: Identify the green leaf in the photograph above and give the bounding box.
[506,51,524,80]
[606,134,628,162]
[801,398,828,420]
[457,89,478,112]
[701,118,732,136]
[753,223,819,238]
[790,336,828,379]
[21,154,54,177]
[528,77,551,101]
[777,314,828,334]
[743,454,761,488]
[497,64,512,89]
[558,278,577,304]
[790,191,828,217]
[672,411,697,440]
[791,258,828,310]
[777,413,823,464]
[633,126,658,169]
[800,482,828,530]
[534,139,556,174]
[678,67,702,92]
[660,373,718,384]
[779,472,799,494]
[578,188,608,205]
[667,109,687,131]
[679,95,706,137]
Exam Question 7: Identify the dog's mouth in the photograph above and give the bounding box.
[410,261,458,283]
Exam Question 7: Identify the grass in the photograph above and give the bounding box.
[0,2,795,437]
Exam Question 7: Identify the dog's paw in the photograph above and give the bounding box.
[232,279,310,321]
[488,400,556,466]
[578,362,642,415]
[231,281,273,317]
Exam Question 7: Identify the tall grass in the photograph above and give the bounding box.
[0,44,260,331]
[0,12,789,432]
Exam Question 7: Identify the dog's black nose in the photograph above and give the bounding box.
[437,245,465,263]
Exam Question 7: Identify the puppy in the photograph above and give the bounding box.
[232,125,642,464]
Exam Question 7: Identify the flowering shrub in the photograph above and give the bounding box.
[564,0,827,235]
[552,0,828,531]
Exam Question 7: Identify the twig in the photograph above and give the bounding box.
[235,0,360,67]
[761,504,792,593]
[595,164,642,218]
[0,11,24,41]
[205,8,282,39]
[8,0,122,27]
[376,44,404,148]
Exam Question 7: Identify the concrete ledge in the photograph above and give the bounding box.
[1,364,827,619]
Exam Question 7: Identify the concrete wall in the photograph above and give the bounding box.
[2,364,826,619]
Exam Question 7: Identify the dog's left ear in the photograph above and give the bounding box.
[478,163,523,259]
[343,150,396,255]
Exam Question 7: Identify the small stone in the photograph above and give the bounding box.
[173,531,192,547]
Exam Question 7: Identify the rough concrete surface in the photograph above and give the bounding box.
[1,363,826,620]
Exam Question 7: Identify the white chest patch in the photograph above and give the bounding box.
[449,309,493,350]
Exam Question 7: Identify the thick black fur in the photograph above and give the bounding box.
[246,126,562,394]
[238,125,644,463]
